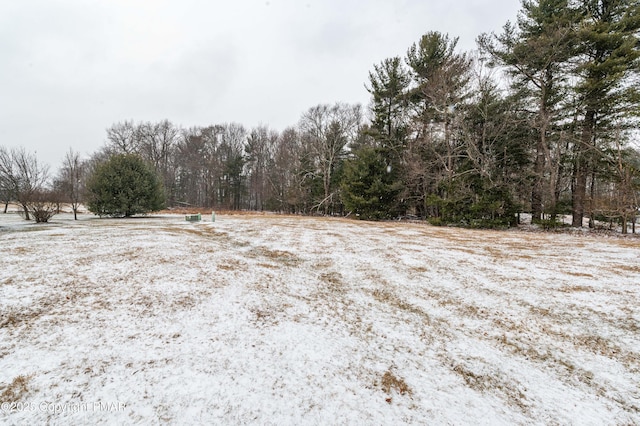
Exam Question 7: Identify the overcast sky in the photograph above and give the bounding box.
[0,0,521,169]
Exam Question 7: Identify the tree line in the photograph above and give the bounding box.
[1,0,639,230]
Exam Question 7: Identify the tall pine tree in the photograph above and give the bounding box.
[479,0,577,223]
[571,0,640,227]
[404,32,472,216]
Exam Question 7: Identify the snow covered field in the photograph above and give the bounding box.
[1,213,639,425]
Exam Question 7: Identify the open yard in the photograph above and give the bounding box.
[1,213,639,425]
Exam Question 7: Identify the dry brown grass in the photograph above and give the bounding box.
[451,363,529,413]
[11,247,30,255]
[120,249,141,260]
[380,370,412,398]
[0,309,43,330]
[0,375,33,402]
[162,225,229,240]
[158,208,296,218]
[559,285,594,293]
[609,237,640,248]
[217,259,246,271]
[1,277,15,285]
[319,272,343,290]
[372,289,432,324]
[248,247,301,266]
[564,271,595,278]
[452,363,487,391]
[617,264,640,273]
[490,322,638,404]
[250,308,277,326]
[572,334,624,359]
[256,262,278,269]
[484,246,505,257]
[312,259,334,270]
[170,294,198,311]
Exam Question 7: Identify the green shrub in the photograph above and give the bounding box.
[87,154,165,217]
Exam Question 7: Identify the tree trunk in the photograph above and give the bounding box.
[21,203,31,221]
[531,143,545,223]
[588,171,596,228]
[533,79,552,224]
[552,161,563,222]
[3,201,7,214]
[572,110,594,227]
[323,174,330,215]
[572,161,587,227]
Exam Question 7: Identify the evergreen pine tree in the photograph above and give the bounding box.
[87,154,165,217]
[341,146,403,220]
[478,0,577,223]
[571,0,640,227]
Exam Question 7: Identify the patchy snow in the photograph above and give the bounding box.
[1,213,639,425]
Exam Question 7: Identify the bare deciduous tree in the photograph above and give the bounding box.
[299,103,362,214]
[27,188,60,223]
[55,149,85,220]
[0,147,49,220]
[268,127,306,213]
[245,126,278,211]
[106,120,139,154]
[138,120,179,203]
[0,146,14,213]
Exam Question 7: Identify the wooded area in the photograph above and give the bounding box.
[1,0,639,230]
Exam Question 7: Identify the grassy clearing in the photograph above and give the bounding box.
[0,213,639,424]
